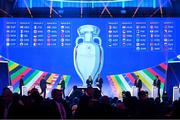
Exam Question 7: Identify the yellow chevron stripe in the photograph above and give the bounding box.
[134,71,152,91]
[46,74,56,95]
[9,63,19,71]
[111,76,123,98]
[47,74,54,83]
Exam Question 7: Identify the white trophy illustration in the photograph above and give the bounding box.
[74,25,104,86]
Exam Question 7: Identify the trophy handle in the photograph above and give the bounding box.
[93,37,102,45]
[75,37,84,46]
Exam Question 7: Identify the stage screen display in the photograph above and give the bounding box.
[0,18,179,98]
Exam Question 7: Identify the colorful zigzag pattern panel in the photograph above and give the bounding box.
[107,62,167,98]
[0,55,71,97]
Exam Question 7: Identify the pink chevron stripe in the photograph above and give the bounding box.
[29,72,48,90]
[11,68,32,85]
[126,73,135,84]
[54,74,60,77]
[147,68,165,83]
[159,63,168,70]
[107,76,118,96]
[46,75,60,97]
[107,76,115,90]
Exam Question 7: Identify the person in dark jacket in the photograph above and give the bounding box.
[86,76,93,88]
[19,75,24,96]
[95,74,103,92]
[58,76,65,99]
[153,75,161,98]
[40,76,50,98]
[135,75,142,92]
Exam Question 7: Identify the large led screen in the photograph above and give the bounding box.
[0,18,179,98]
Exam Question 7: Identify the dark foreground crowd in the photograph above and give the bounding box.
[0,86,180,119]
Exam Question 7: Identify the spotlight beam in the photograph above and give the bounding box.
[100,3,107,17]
[132,0,144,18]
[168,0,173,7]
[41,0,62,17]
[12,0,18,9]
[150,0,169,17]
[51,8,62,18]
[23,0,33,18]
[100,2,113,18]
[80,0,83,18]
[105,7,113,18]
[50,0,53,18]
[0,9,13,17]
[159,0,163,17]
[100,5,107,16]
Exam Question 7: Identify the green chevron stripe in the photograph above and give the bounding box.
[114,75,126,91]
[65,76,71,87]
[24,70,40,85]
[143,69,164,89]
[11,67,27,80]
[8,61,14,67]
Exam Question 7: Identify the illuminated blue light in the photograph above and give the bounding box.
[30,0,32,8]
[120,9,126,14]
[48,0,133,3]
[153,0,156,8]
[122,1,125,8]
[17,0,170,8]
[61,1,63,8]
[92,2,94,8]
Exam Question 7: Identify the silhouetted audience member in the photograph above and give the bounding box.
[69,86,83,101]
[7,93,25,119]
[28,88,46,118]
[1,87,13,119]
[74,95,91,119]
[47,89,67,119]
[1,86,180,119]
[71,97,79,117]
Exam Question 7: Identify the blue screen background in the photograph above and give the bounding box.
[0,18,179,97]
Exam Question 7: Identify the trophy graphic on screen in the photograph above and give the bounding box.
[178,55,180,59]
[74,25,104,86]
